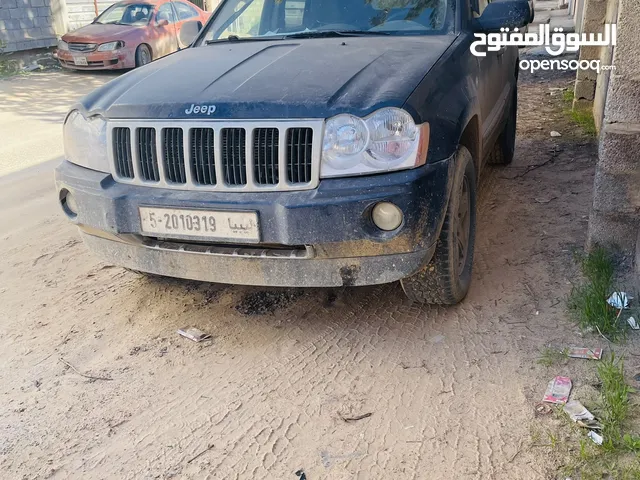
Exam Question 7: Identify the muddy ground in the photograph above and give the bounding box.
[0,63,633,479]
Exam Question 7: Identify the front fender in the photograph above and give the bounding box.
[404,33,482,163]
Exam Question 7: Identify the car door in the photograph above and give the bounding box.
[172,1,202,49]
[154,2,179,58]
[470,0,505,150]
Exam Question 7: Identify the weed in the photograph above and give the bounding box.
[561,86,598,136]
[598,353,632,448]
[0,41,22,78]
[563,88,574,103]
[537,346,568,367]
[568,247,624,339]
[623,434,640,452]
[570,108,597,136]
[579,438,589,460]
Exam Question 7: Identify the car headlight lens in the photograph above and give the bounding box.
[321,107,426,178]
[322,114,369,169]
[97,41,124,51]
[63,110,110,173]
[58,40,69,51]
[364,108,419,167]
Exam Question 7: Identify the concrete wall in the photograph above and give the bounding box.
[572,0,609,112]
[66,0,118,32]
[588,0,640,272]
[592,0,618,131]
[0,0,58,52]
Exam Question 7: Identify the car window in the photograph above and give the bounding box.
[157,3,177,23]
[95,3,153,26]
[174,1,200,20]
[202,0,452,42]
[284,0,305,28]
[218,0,267,39]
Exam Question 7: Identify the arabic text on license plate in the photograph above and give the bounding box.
[139,207,259,241]
[73,57,88,66]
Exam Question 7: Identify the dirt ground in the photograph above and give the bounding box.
[0,64,627,479]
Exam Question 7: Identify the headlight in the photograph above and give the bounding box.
[321,108,427,178]
[63,110,110,173]
[58,40,69,51]
[97,41,124,51]
[323,114,369,169]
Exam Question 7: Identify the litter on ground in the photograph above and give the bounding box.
[543,376,572,404]
[627,317,639,330]
[567,347,603,360]
[563,400,602,429]
[177,327,212,343]
[588,430,604,445]
[607,292,631,309]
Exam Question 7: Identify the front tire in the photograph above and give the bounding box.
[401,146,477,305]
[135,44,152,68]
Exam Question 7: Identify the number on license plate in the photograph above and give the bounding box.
[139,207,259,241]
[73,57,88,66]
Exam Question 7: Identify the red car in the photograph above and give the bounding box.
[56,0,210,70]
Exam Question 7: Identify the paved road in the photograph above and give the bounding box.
[0,69,599,479]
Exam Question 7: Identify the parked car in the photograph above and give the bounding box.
[56,0,210,70]
[56,0,531,304]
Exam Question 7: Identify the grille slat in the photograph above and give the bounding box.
[253,128,279,186]
[163,128,186,184]
[137,127,159,182]
[190,128,216,186]
[221,128,247,186]
[113,127,134,179]
[111,123,317,190]
[287,127,313,184]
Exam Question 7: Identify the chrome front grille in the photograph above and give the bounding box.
[68,42,97,52]
[108,120,323,192]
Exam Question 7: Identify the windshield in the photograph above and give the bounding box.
[199,0,453,43]
[94,3,153,25]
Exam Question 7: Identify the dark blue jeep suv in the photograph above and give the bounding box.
[55,0,531,304]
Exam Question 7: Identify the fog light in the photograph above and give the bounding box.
[372,202,403,231]
[60,189,78,218]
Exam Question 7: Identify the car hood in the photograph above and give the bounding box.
[79,35,456,120]
[63,23,141,43]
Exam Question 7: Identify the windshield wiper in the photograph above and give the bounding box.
[205,34,278,45]
[281,30,392,38]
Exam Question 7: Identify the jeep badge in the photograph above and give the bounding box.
[184,104,217,115]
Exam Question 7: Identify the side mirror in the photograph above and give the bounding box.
[473,0,531,33]
[179,20,203,46]
[156,18,169,27]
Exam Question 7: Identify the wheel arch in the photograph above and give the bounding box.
[458,115,481,178]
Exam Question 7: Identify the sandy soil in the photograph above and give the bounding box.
[0,65,617,479]
[0,70,116,177]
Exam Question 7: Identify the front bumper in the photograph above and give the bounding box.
[55,158,454,287]
[56,48,134,70]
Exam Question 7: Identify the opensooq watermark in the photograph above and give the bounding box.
[471,24,617,74]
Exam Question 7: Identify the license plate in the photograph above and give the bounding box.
[73,56,88,66]
[139,207,259,241]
